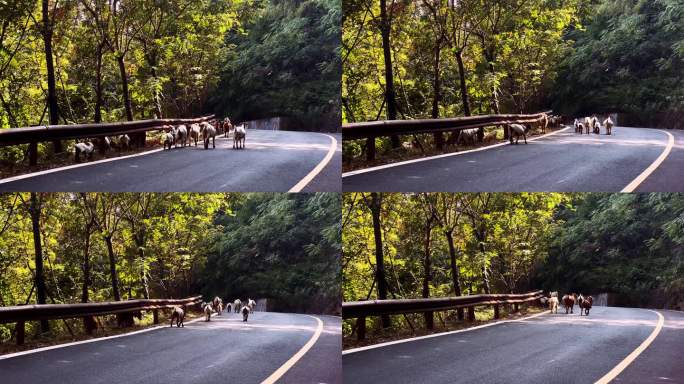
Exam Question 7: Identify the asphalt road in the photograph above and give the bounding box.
[343,126,684,192]
[343,306,682,384]
[0,312,341,384]
[0,130,340,192]
[302,133,342,193]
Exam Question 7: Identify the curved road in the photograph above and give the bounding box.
[343,127,684,192]
[343,306,683,384]
[0,312,341,384]
[0,130,341,192]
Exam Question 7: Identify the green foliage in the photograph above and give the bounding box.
[534,193,684,309]
[202,193,341,313]
[213,0,341,131]
[553,0,684,126]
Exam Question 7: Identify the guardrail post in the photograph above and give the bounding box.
[425,311,434,330]
[514,303,519,313]
[494,304,500,319]
[29,142,38,166]
[84,316,96,334]
[357,316,366,341]
[366,137,376,161]
[467,307,475,322]
[153,309,159,324]
[16,321,25,345]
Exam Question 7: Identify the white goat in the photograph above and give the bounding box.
[189,124,201,146]
[200,122,217,149]
[233,124,246,149]
[74,142,95,162]
[175,125,188,148]
[603,117,613,135]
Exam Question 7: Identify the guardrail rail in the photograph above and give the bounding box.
[0,115,216,165]
[343,112,550,160]
[343,290,544,340]
[0,295,202,345]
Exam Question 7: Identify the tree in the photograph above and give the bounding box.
[28,193,49,333]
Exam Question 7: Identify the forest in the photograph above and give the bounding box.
[0,0,341,165]
[342,192,684,338]
[0,192,340,344]
[342,0,684,160]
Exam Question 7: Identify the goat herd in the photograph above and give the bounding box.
[74,117,246,162]
[454,113,615,147]
[541,292,594,316]
[169,297,258,328]
[162,118,246,151]
[573,115,614,135]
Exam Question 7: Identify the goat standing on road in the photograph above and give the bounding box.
[242,305,250,322]
[233,124,246,149]
[175,125,188,148]
[234,299,242,313]
[562,293,576,314]
[578,294,593,316]
[203,302,212,321]
[189,124,201,146]
[508,124,529,144]
[170,306,185,327]
[603,117,613,135]
[201,122,217,149]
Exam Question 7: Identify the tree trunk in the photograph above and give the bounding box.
[117,55,143,147]
[432,43,443,150]
[485,47,504,139]
[94,43,104,123]
[379,0,400,148]
[135,230,150,299]
[42,0,62,153]
[104,235,121,301]
[82,222,96,333]
[150,66,162,119]
[455,50,471,116]
[30,193,49,333]
[370,193,390,328]
[423,217,433,329]
[477,227,491,294]
[445,231,464,320]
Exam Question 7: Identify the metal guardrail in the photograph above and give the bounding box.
[0,295,202,345]
[0,115,216,165]
[343,290,544,340]
[342,112,550,160]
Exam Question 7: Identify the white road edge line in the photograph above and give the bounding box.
[289,134,338,192]
[594,310,664,384]
[0,314,209,361]
[342,127,570,178]
[621,130,674,192]
[0,147,165,185]
[342,310,550,355]
[261,315,324,384]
